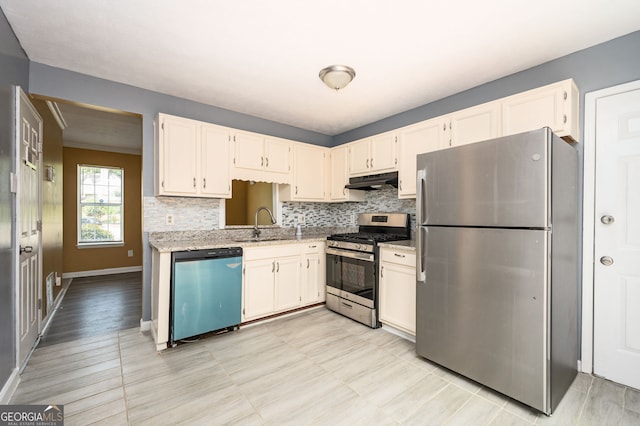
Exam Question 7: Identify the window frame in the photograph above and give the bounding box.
[77,164,125,247]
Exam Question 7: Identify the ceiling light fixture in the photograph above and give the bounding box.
[319,65,356,91]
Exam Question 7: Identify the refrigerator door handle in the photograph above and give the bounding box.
[416,226,427,283]
[417,169,426,224]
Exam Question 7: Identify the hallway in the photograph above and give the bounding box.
[39,272,142,347]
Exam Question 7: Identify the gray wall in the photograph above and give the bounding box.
[0,7,29,398]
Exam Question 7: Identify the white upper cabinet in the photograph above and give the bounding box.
[447,101,501,147]
[348,131,397,176]
[397,117,446,199]
[329,145,364,202]
[501,79,579,142]
[232,131,292,184]
[155,113,231,198]
[280,142,328,201]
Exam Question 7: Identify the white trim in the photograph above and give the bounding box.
[0,368,20,404]
[62,265,142,279]
[582,79,640,374]
[140,318,152,332]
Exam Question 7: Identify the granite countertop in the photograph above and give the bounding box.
[150,234,328,253]
[148,227,346,253]
[378,239,416,250]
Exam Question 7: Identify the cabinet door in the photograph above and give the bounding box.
[293,143,326,200]
[379,260,416,335]
[264,137,291,174]
[243,259,275,320]
[370,132,397,172]
[201,124,232,197]
[449,102,501,147]
[348,139,371,176]
[397,119,444,198]
[330,146,349,201]
[301,250,323,304]
[159,115,198,195]
[501,79,578,141]
[274,255,300,311]
[329,146,364,202]
[234,131,264,171]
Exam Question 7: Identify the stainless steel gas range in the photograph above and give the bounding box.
[325,212,411,328]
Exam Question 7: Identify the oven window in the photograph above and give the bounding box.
[326,253,375,300]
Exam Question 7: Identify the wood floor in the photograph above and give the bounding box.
[39,272,142,347]
[11,306,640,425]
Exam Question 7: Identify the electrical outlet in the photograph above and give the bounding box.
[166,214,175,225]
[128,250,134,257]
[297,214,306,224]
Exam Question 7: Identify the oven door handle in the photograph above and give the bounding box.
[326,247,374,262]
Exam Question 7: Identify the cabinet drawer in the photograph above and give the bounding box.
[244,244,300,261]
[380,248,415,267]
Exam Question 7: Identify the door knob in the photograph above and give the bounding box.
[19,245,33,254]
[601,215,615,224]
[600,256,614,266]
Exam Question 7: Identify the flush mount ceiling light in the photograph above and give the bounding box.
[319,65,356,91]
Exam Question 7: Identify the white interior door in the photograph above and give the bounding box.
[593,85,640,389]
[17,88,42,369]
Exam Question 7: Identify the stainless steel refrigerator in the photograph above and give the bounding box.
[415,127,578,415]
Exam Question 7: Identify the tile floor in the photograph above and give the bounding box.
[11,308,640,425]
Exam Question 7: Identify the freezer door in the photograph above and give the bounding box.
[416,226,550,413]
[417,128,552,228]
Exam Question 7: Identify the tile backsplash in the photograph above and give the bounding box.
[144,187,415,233]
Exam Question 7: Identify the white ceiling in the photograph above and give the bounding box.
[3,1,640,136]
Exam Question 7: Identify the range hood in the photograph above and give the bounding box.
[345,171,398,191]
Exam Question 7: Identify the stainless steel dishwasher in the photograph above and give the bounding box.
[170,247,242,345]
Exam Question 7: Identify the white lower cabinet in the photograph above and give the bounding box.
[242,241,325,322]
[378,246,416,335]
[301,242,326,304]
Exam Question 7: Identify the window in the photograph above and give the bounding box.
[78,165,124,245]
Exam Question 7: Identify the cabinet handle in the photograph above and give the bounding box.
[272,261,275,273]
[343,187,346,195]
[203,178,206,189]
[265,157,269,167]
[309,244,317,248]
[399,180,402,191]
[295,186,298,195]
[276,262,280,272]
[261,156,264,167]
[366,158,370,168]
[193,177,196,188]
[370,158,374,168]
[563,114,567,124]
[563,90,567,100]
[394,253,406,258]
[307,259,310,269]
[381,265,384,278]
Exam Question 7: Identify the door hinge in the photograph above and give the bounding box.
[36,220,42,232]
[242,266,245,275]
[37,142,43,154]
[37,299,42,310]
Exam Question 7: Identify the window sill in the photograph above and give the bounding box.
[77,242,125,249]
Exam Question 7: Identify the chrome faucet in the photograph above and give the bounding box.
[254,206,277,238]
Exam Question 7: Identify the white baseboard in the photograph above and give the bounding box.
[62,265,142,279]
[40,279,71,336]
[0,368,20,404]
[140,319,152,332]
